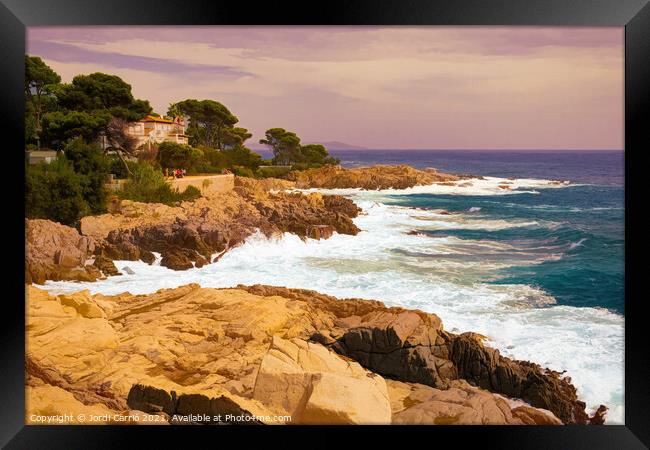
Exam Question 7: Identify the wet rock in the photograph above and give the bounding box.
[589,405,608,425]
[160,248,195,271]
[306,225,335,240]
[93,254,121,277]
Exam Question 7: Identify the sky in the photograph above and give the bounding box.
[26,26,624,150]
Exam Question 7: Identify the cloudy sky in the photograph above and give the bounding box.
[27,26,623,150]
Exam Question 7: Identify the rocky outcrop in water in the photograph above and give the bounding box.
[286,164,460,190]
[96,186,359,271]
[26,284,599,425]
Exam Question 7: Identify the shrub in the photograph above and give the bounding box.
[157,142,203,173]
[178,185,201,202]
[231,166,255,178]
[256,166,292,178]
[118,164,201,205]
[26,156,90,225]
[221,146,262,170]
[200,146,228,169]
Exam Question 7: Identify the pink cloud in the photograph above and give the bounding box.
[27,26,623,150]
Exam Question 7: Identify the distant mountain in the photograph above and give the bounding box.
[307,141,367,150]
[248,140,366,151]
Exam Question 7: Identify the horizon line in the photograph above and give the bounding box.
[251,147,625,152]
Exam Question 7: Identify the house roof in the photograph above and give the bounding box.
[142,115,174,123]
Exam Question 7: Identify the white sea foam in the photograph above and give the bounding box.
[40,178,624,424]
[294,176,575,198]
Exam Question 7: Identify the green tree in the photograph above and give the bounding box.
[63,139,110,214]
[41,109,112,145]
[300,143,340,166]
[25,55,61,147]
[57,73,151,120]
[168,99,238,149]
[157,142,204,173]
[222,127,253,149]
[42,72,151,148]
[259,128,302,165]
[222,145,262,170]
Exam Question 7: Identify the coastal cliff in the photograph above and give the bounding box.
[26,284,588,425]
[26,176,360,282]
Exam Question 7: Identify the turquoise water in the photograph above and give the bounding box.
[330,150,625,314]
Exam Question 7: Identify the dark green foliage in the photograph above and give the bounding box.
[25,55,61,147]
[256,166,292,178]
[168,99,239,149]
[41,72,151,148]
[25,55,61,96]
[221,146,262,170]
[41,110,112,145]
[157,142,204,173]
[179,185,202,201]
[300,144,340,166]
[259,128,302,165]
[222,127,253,149]
[118,164,201,205]
[25,139,111,224]
[108,156,139,179]
[231,166,255,178]
[26,156,90,225]
[259,129,339,167]
[57,73,152,121]
[63,139,110,214]
[199,146,229,170]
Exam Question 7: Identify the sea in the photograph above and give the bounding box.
[42,150,625,424]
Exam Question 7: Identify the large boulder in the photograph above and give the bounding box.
[25,219,99,284]
[387,379,563,425]
[252,336,391,424]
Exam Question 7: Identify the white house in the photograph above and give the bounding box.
[125,115,189,149]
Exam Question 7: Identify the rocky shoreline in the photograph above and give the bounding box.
[27,283,596,425]
[24,166,606,425]
[26,176,360,283]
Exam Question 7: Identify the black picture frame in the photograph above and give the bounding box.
[1,1,648,448]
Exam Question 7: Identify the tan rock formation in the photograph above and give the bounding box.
[387,379,562,425]
[252,336,391,424]
[286,164,460,190]
[26,284,585,425]
[25,219,101,284]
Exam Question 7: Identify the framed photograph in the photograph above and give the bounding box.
[2,0,648,448]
